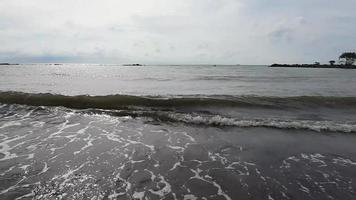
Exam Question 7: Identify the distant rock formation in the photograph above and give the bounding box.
[270,64,356,69]
[271,52,356,69]
[0,63,19,65]
[123,64,143,66]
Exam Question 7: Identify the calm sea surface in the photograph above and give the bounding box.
[1,64,356,200]
[1,64,356,96]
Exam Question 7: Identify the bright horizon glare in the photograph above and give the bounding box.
[0,0,355,64]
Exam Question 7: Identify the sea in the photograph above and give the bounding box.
[1,64,356,200]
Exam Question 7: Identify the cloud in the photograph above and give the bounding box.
[268,17,307,44]
[0,0,356,64]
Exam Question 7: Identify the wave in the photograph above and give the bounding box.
[76,109,356,133]
[165,113,356,133]
[0,91,356,110]
[1,97,356,133]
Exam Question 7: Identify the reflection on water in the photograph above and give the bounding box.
[1,65,356,96]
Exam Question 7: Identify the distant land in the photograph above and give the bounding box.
[123,63,144,66]
[0,63,19,65]
[270,64,356,69]
[270,52,356,69]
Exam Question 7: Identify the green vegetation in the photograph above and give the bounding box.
[339,52,356,66]
[270,52,356,68]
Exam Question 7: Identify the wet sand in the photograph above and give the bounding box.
[1,105,356,200]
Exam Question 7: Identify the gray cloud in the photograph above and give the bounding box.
[0,0,355,64]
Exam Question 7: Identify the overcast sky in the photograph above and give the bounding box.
[0,0,355,64]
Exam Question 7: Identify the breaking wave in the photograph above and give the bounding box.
[163,113,356,133]
[1,91,356,110]
[84,110,356,133]
[1,91,356,133]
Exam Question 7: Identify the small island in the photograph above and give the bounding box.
[0,63,19,65]
[270,52,356,69]
[123,63,143,66]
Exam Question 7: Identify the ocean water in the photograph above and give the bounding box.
[1,64,356,200]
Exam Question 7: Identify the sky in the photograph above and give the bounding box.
[0,0,356,64]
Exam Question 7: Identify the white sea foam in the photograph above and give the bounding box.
[148,174,172,197]
[0,134,27,161]
[132,191,145,200]
[0,121,22,129]
[167,113,356,133]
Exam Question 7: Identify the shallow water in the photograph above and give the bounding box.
[1,104,356,199]
[1,65,356,199]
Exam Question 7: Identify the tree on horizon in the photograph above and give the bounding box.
[339,52,356,65]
